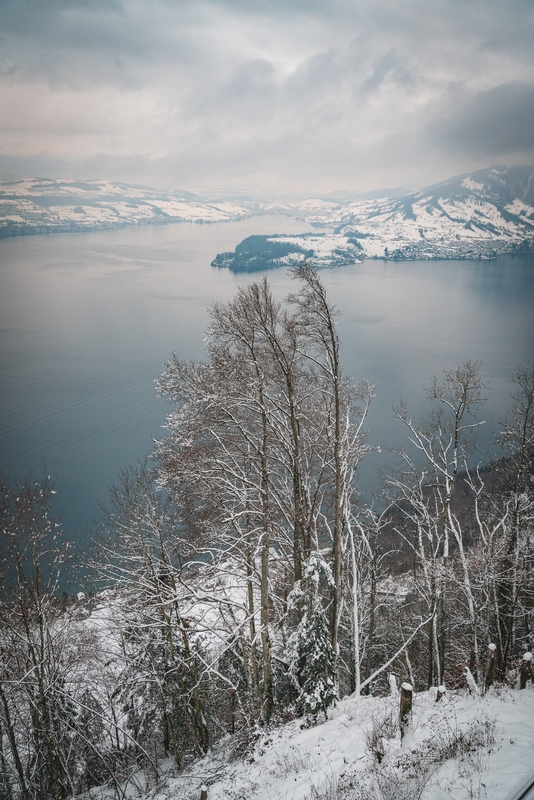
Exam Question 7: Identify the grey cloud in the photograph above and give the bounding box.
[217,60,277,103]
[0,1,202,89]
[430,83,534,157]
[1,0,534,194]
[0,154,80,181]
[359,49,416,94]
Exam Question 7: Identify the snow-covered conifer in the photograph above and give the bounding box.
[289,555,337,719]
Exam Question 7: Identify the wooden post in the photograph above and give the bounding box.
[436,684,446,702]
[399,682,413,740]
[484,643,497,691]
[520,652,533,689]
[200,786,208,800]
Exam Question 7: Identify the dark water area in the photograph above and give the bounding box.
[1,217,533,554]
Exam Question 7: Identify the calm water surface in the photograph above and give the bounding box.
[1,217,533,541]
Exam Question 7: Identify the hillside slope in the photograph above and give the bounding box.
[126,685,534,800]
[2,167,534,264]
[279,165,534,261]
[0,177,257,237]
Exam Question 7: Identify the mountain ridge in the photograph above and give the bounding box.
[1,167,534,264]
[0,177,257,237]
[265,165,534,263]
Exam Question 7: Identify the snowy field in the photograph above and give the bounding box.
[86,684,534,800]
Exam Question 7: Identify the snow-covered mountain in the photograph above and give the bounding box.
[2,167,534,264]
[0,177,258,237]
[275,165,534,261]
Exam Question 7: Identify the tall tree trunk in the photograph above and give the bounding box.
[246,546,261,710]
[259,392,274,723]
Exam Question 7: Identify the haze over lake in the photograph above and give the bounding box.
[1,217,533,542]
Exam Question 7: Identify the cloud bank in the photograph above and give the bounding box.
[1,0,533,195]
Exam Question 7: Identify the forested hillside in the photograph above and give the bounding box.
[0,266,533,799]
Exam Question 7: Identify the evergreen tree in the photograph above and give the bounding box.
[290,555,337,720]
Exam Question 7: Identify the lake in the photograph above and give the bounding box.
[1,217,533,544]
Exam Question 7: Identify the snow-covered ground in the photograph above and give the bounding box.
[265,166,534,261]
[273,194,534,262]
[0,178,257,235]
[2,167,533,262]
[87,684,534,800]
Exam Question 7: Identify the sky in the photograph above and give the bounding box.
[1,0,534,198]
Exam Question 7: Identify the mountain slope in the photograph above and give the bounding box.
[279,165,534,261]
[128,685,534,800]
[2,167,534,262]
[0,177,257,237]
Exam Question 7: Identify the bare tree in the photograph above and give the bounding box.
[289,264,374,680]
[155,271,373,713]
[387,362,488,685]
[100,465,210,767]
[495,366,534,673]
[0,473,117,800]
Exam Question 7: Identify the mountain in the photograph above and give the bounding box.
[2,167,534,263]
[276,165,534,261]
[0,177,258,237]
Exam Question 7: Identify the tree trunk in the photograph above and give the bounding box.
[259,392,274,723]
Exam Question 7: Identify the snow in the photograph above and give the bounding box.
[466,668,481,696]
[1,170,533,262]
[265,233,363,268]
[0,177,256,234]
[273,177,534,261]
[71,586,534,800]
[462,179,486,192]
[131,686,534,800]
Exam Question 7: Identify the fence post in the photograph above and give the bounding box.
[520,652,533,689]
[200,786,208,800]
[436,684,446,702]
[399,682,413,740]
[484,643,497,691]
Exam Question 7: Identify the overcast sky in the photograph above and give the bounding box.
[1,0,533,197]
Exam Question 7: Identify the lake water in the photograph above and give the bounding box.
[1,217,533,543]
